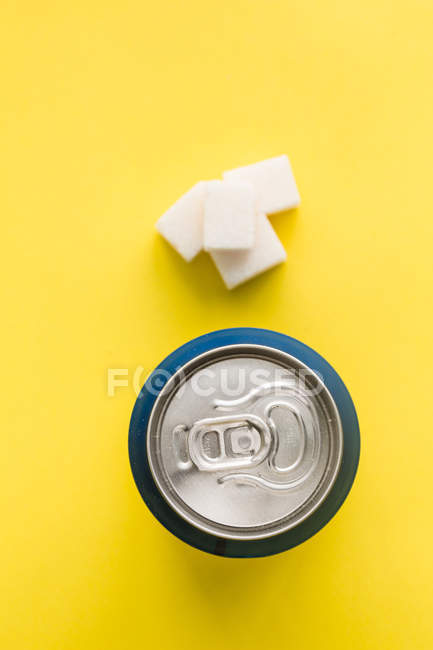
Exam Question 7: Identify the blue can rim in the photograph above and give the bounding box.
[129,328,360,558]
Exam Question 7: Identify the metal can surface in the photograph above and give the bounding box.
[129,328,360,557]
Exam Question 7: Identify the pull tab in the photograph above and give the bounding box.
[188,414,271,471]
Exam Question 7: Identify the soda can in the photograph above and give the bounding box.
[129,328,360,557]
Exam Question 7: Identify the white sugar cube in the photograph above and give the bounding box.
[223,155,300,214]
[204,181,256,251]
[210,213,286,289]
[156,182,207,262]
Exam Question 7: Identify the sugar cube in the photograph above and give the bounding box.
[223,155,300,214]
[210,213,286,289]
[204,181,256,251]
[156,182,206,262]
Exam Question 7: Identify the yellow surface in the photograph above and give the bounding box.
[1,1,432,648]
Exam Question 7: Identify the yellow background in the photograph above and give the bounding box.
[1,1,432,648]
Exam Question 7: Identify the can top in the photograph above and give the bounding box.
[147,344,343,540]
